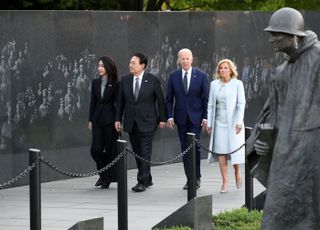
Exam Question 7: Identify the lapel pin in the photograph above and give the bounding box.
[145,80,148,82]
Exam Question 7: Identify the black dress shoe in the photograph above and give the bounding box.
[95,178,102,187]
[183,179,201,190]
[100,181,111,189]
[145,181,153,188]
[183,183,188,190]
[196,179,201,189]
[132,183,145,192]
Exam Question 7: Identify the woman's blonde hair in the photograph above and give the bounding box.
[214,58,238,80]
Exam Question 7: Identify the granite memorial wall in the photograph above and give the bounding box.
[0,10,319,185]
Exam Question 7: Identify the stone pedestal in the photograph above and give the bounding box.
[152,195,213,230]
[68,217,103,230]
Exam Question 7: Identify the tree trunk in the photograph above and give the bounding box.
[119,0,144,11]
[146,0,166,11]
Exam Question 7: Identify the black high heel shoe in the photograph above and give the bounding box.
[95,178,102,187]
[100,181,111,189]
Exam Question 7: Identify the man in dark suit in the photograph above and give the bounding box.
[115,52,167,192]
[166,48,209,190]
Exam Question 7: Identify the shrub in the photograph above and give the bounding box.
[213,208,262,230]
[157,208,262,230]
[154,226,192,230]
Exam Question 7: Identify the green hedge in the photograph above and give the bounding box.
[158,208,262,230]
[155,227,192,230]
[213,208,262,230]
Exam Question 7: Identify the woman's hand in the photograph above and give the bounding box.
[207,127,212,135]
[235,124,242,134]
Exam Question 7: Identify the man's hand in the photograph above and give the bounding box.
[88,122,92,130]
[167,118,175,129]
[114,121,122,132]
[254,140,271,156]
[158,122,166,128]
[201,119,208,130]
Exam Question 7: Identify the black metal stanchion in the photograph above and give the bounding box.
[117,140,128,230]
[29,148,41,230]
[244,127,253,210]
[186,132,196,201]
[245,158,254,210]
[313,171,320,227]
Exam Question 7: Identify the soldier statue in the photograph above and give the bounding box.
[246,7,320,230]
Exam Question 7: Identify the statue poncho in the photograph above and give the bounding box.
[247,30,320,229]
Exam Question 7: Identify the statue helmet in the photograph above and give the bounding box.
[264,7,306,36]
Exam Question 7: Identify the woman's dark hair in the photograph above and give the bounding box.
[98,56,118,81]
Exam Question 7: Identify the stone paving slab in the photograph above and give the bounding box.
[0,160,265,230]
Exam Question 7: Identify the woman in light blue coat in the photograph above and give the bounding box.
[207,59,246,193]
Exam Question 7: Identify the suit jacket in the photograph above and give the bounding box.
[166,67,209,125]
[89,78,119,127]
[115,72,167,133]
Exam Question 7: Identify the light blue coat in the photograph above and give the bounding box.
[207,78,246,165]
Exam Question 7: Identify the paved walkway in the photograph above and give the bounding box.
[0,159,264,230]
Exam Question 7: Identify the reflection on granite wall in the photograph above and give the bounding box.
[0,11,319,185]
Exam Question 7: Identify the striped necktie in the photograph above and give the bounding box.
[134,78,140,101]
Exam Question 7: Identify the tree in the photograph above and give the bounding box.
[0,0,119,10]
[0,0,320,11]
[118,0,167,11]
[164,0,320,11]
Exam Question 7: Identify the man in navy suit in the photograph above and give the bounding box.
[115,52,167,192]
[166,48,209,189]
